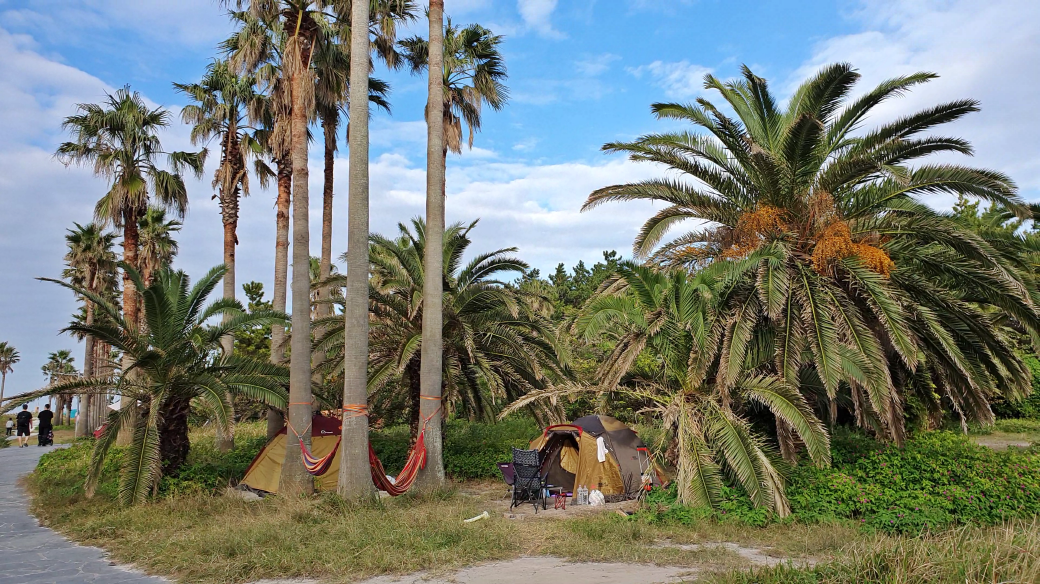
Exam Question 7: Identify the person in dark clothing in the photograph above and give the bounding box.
[15,404,32,448]
[37,404,54,447]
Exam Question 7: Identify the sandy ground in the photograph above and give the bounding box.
[248,557,698,584]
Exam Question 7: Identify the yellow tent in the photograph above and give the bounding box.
[530,415,664,497]
[240,415,342,493]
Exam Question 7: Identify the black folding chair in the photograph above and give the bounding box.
[509,448,547,513]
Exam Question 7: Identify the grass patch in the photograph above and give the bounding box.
[708,520,1040,583]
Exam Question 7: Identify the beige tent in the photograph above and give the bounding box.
[530,415,664,497]
[240,415,342,493]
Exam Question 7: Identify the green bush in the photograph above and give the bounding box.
[157,434,269,496]
[992,355,1040,420]
[371,418,540,480]
[643,430,1040,535]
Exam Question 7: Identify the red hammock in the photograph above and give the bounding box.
[287,401,438,495]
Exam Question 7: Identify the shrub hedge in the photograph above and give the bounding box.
[371,417,540,480]
[644,430,1040,534]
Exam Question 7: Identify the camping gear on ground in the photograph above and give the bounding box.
[509,447,548,513]
[529,415,665,498]
[241,409,437,496]
[575,484,588,505]
[496,462,516,498]
[589,488,605,506]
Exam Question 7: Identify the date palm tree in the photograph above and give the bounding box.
[0,342,20,413]
[63,223,118,436]
[506,262,830,515]
[317,219,566,434]
[6,265,289,505]
[584,64,1039,447]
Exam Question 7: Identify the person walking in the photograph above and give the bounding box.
[4,417,12,436]
[15,405,32,447]
[37,403,54,447]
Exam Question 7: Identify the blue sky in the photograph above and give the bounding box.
[1,0,1038,399]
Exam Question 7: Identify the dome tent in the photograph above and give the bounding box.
[529,414,664,497]
[240,414,342,493]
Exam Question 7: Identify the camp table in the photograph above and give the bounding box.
[549,486,567,509]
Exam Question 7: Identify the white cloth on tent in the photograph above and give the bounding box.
[596,436,608,462]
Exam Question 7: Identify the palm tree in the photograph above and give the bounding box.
[63,222,118,437]
[414,0,446,491]
[175,60,273,357]
[6,265,289,505]
[137,207,182,288]
[584,64,1039,446]
[41,350,78,425]
[221,8,295,441]
[399,18,508,182]
[56,88,205,351]
[318,218,566,433]
[506,262,830,515]
[0,342,20,413]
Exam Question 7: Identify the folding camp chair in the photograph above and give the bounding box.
[509,448,547,513]
[497,462,516,499]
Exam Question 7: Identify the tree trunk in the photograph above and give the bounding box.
[158,393,192,475]
[407,356,421,448]
[268,158,291,440]
[118,208,142,445]
[75,281,95,438]
[217,175,241,452]
[337,0,375,500]
[280,39,315,495]
[0,373,6,413]
[416,0,446,491]
[318,114,336,320]
[311,115,337,398]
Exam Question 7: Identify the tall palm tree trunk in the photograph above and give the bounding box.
[75,270,97,438]
[268,158,291,440]
[318,115,337,320]
[338,0,375,500]
[416,0,446,490]
[312,116,337,397]
[217,173,242,452]
[280,43,315,494]
[118,209,142,446]
[0,372,6,413]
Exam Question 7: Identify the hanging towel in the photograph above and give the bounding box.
[596,436,608,462]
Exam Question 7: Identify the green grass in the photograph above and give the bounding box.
[708,520,1040,584]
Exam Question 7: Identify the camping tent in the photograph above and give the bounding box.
[529,415,664,497]
[240,414,342,493]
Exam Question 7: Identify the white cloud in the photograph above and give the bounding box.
[513,137,539,152]
[627,60,713,100]
[1,0,231,47]
[575,53,621,77]
[517,0,565,39]
[792,0,1040,195]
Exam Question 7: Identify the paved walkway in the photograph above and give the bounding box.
[0,445,168,584]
